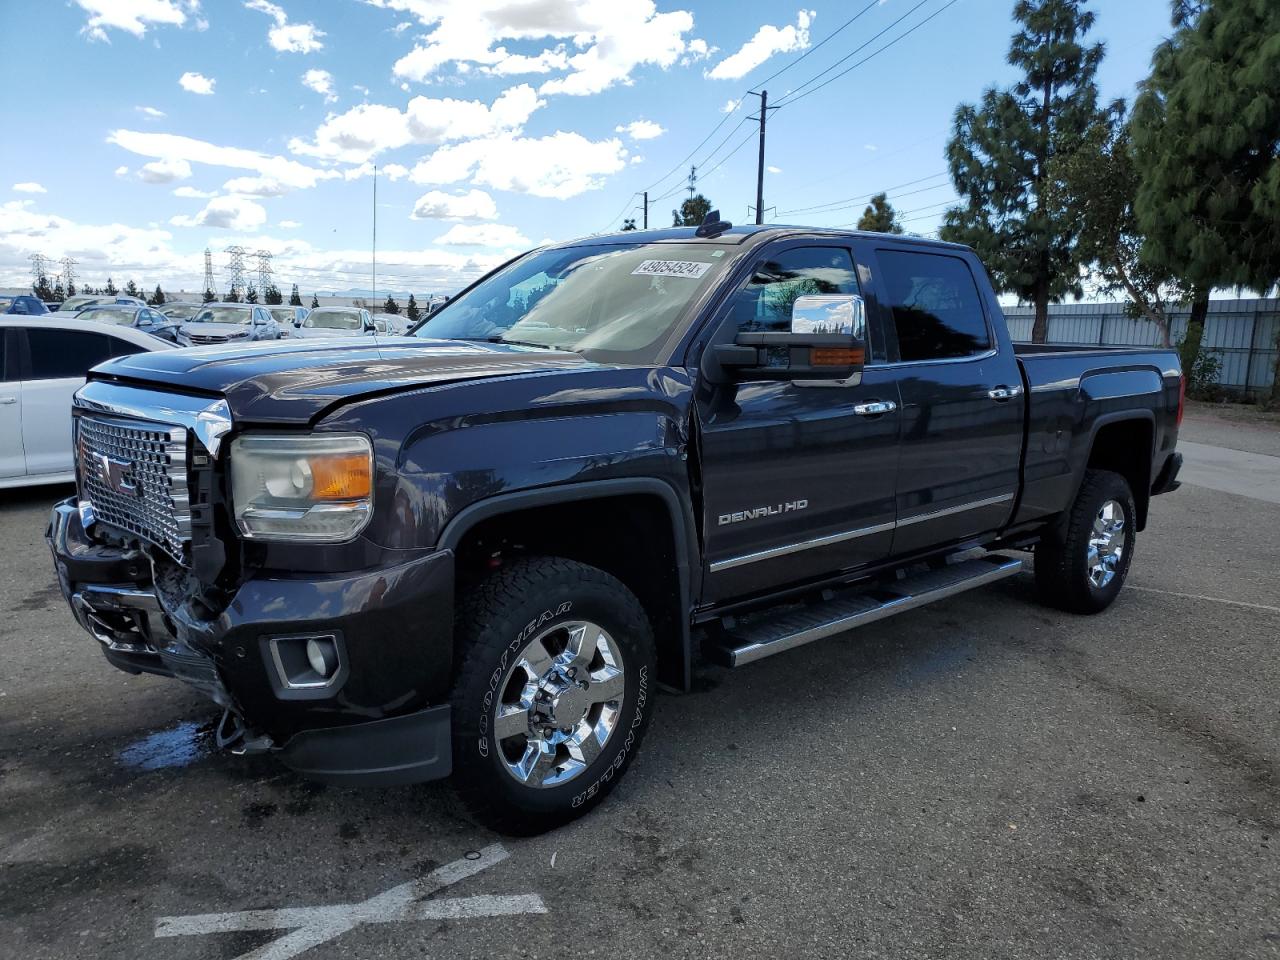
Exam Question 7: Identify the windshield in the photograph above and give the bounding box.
[62,296,106,312]
[78,307,136,325]
[268,307,296,324]
[414,242,733,362]
[162,303,201,320]
[306,308,363,329]
[190,306,252,325]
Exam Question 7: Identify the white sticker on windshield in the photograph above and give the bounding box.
[632,259,713,280]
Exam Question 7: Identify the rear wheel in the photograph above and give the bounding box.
[450,557,655,834]
[1034,469,1136,613]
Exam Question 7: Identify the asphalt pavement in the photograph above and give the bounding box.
[1,421,1277,960]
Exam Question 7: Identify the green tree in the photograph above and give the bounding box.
[672,194,712,227]
[288,283,302,306]
[104,277,118,296]
[226,287,241,303]
[311,293,320,308]
[383,295,400,314]
[1131,0,1280,392]
[856,193,904,234]
[148,284,166,306]
[33,275,54,300]
[941,0,1116,342]
[66,280,76,297]
[124,279,141,299]
[52,280,66,301]
[264,283,283,305]
[621,218,637,231]
[406,293,421,323]
[245,284,259,304]
[202,287,217,303]
[1048,117,1184,345]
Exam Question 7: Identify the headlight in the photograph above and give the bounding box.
[230,434,373,542]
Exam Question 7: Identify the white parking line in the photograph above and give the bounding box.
[155,843,547,960]
[1127,584,1280,614]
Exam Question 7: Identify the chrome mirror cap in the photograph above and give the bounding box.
[790,294,866,337]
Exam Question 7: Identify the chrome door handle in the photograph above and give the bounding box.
[988,385,1023,401]
[853,400,897,416]
[0,396,16,405]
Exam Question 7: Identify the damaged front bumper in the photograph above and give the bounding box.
[47,497,456,786]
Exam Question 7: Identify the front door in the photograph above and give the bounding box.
[0,330,23,479]
[696,243,900,603]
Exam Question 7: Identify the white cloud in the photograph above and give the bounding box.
[279,219,301,228]
[722,97,742,113]
[74,0,193,42]
[434,223,529,247]
[136,105,167,118]
[681,37,715,64]
[411,189,498,221]
[289,84,543,164]
[369,0,701,97]
[245,0,325,52]
[767,165,782,174]
[170,196,268,230]
[110,129,339,191]
[301,68,337,102]
[115,165,130,177]
[13,182,47,194]
[138,157,192,183]
[179,71,215,94]
[410,131,627,200]
[615,119,665,141]
[392,20,412,33]
[173,186,217,198]
[707,10,814,80]
[864,143,879,152]
[222,175,290,197]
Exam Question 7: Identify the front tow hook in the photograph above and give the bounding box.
[215,708,275,756]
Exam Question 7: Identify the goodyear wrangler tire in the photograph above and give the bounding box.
[450,557,656,835]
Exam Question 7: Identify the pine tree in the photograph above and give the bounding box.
[148,284,166,306]
[33,275,55,300]
[203,287,217,303]
[856,193,904,234]
[940,0,1116,342]
[226,288,241,303]
[406,294,421,323]
[245,284,259,304]
[311,294,320,308]
[1131,0,1280,362]
[264,283,283,305]
[124,279,141,299]
[52,280,66,301]
[105,277,118,296]
[383,295,400,315]
[67,281,76,297]
[289,283,302,306]
[621,218,637,231]
[672,194,712,227]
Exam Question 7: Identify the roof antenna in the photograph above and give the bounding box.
[695,209,732,238]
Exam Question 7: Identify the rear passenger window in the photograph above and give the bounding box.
[728,247,859,334]
[106,336,147,358]
[26,329,112,379]
[877,250,991,362]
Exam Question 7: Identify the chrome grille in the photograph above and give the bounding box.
[77,415,191,560]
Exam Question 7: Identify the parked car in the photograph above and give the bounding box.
[58,295,147,314]
[46,224,1184,833]
[75,304,190,346]
[292,306,376,338]
[159,301,205,322]
[371,312,411,336]
[42,301,61,312]
[1,315,175,489]
[181,302,282,344]
[1,295,50,315]
[268,305,309,332]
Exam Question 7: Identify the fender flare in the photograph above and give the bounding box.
[1070,409,1156,529]
[438,478,700,691]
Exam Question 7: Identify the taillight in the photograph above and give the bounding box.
[1177,374,1186,426]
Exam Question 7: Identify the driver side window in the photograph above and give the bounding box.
[727,247,859,335]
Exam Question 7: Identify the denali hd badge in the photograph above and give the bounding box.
[718,500,808,525]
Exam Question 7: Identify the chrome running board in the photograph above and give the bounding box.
[710,555,1023,667]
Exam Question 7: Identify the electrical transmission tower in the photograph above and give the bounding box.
[254,249,273,294]
[58,256,78,292]
[203,248,215,295]
[223,245,246,297]
[28,253,51,282]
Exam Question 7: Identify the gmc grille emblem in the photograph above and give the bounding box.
[93,452,139,496]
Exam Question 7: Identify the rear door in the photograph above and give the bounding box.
[0,330,23,479]
[869,246,1023,553]
[695,241,901,602]
[18,327,116,477]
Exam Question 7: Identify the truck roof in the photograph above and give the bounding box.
[552,223,971,252]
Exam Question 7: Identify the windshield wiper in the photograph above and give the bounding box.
[474,335,565,350]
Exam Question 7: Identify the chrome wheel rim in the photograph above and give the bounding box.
[1087,499,1127,589]
[493,620,626,788]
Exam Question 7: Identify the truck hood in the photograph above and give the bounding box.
[89,336,596,424]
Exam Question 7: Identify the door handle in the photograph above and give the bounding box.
[988,385,1023,401]
[0,396,16,405]
[853,400,897,416]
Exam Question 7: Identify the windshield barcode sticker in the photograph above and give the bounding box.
[632,259,712,279]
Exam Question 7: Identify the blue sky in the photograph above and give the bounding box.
[0,0,1175,297]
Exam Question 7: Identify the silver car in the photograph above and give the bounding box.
[182,303,283,344]
[292,306,376,339]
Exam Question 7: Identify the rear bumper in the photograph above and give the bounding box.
[47,497,456,786]
[1152,451,1183,496]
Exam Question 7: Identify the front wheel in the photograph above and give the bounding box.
[450,557,656,834]
[1034,469,1136,614]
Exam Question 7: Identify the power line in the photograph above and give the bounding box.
[777,171,950,216]
[753,0,885,89]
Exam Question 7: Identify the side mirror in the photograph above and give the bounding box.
[712,294,867,382]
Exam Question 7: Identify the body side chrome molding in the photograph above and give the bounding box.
[708,492,1015,574]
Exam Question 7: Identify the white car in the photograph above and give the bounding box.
[0,316,176,490]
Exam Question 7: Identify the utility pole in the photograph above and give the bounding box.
[643,191,648,229]
[748,90,773,225]
[203,248,215,296]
